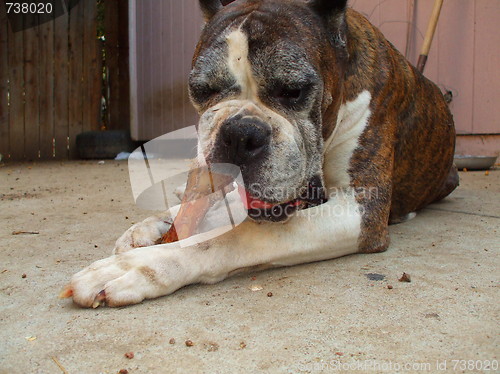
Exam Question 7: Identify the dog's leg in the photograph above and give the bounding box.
[69,189,362,307]
[113,211,174,254]
[113,187,242,254]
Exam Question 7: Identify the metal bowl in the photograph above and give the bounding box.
[454,155,498,170]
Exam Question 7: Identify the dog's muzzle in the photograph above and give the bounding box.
[219,115,272,167]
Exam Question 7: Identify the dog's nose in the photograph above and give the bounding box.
[220,117,271,165]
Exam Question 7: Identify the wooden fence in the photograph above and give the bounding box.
[0,0,129,161]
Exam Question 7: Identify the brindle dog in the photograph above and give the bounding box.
[65,0,458,308]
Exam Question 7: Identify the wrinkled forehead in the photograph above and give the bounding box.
[193,2,324,74]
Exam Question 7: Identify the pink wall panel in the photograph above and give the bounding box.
[378,0,409,59]
[472,0,500,134]
[350,0,380,26]
[130,0,202,140]
[437,0,475,134]
[351,0,499,136]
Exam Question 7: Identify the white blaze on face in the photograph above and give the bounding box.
[226,29,259,101]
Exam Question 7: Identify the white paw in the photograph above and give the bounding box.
[67,246,187,308]
[113,216,171,254]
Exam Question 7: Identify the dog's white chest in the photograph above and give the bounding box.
[323,90,372,189]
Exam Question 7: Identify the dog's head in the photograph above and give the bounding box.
[189,0,348,221]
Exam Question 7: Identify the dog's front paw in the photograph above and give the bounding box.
[65,256,141,307]
[65,249,181,308]
[113,215,171,254]
[63,244,200,308]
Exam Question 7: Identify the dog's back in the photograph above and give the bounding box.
[343,9,458,222]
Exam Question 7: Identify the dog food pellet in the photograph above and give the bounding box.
[124,352,134,359]
[21,273,26,278]
[240,342,247,349]
[485,170,490,176]
[169,338,175,344]
[387,285,393,289]
[185,340,194,347]
[399,272,411,282]
[267,292,273,297]
[119,370,128,374]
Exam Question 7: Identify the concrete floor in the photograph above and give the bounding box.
[0,161,498,374]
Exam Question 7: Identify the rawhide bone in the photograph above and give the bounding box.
[161,164,234,243]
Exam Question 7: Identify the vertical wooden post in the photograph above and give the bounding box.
[23,20,41,160]
[417,0,444,73]
[68,0,84,158]
[83,0,102,133]
[38,15,55,159]
[118,0,130,131]
[104,0,119,130]
[54,4,70,159]
[8,17,25,160]
[0,3,10,160]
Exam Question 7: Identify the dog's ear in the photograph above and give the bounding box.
[309,0,348,48]
[309,0,348,19]
[199,0,236,21]
[199,0,223,21]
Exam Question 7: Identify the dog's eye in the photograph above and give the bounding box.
[275,87,302,100]
[276,88,302,100]
[198,86,220,102]
[272,86,307,108]
[189,81,221,104]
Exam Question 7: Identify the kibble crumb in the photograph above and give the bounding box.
[124,352,134,359]
[399,272,411,282]
[185,340,194,347]
[387,285,393,289]
[267,292,273,297]
[169,338,175,344]
[21,273,27,278]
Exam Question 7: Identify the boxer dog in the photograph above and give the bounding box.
[65,0,458,307]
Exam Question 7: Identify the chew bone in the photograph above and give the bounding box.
[161,164,235,244]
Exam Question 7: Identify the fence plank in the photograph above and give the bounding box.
[38,16,55,159]
[8,18,25,160]
[117,0,130,131]
[105,0,120,130]
[54,6,69,159]
[83,0,101,132]
[23,22,41,160]
[68,0,84,158]
[0,3,9,160]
